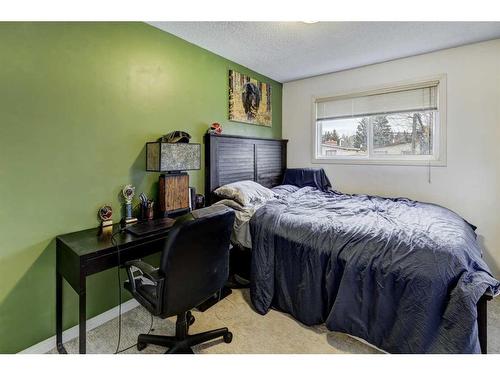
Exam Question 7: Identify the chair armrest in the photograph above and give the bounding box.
[124,259,158,277]
[123,259,164,293]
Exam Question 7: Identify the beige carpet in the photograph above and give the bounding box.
[47,289,500,354]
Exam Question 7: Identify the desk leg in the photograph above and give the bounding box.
[56,271,67,354]
[79,276,87,354]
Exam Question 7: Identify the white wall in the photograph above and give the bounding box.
[283,39,500,277]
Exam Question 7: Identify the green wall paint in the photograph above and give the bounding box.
[0,22,282,353]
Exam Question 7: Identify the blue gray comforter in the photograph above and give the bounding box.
[249,187,499,353]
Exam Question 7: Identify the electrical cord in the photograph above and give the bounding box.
[110,229,125,354]
[116,313,154,354]
[111,228,156,354]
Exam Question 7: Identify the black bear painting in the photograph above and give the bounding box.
[229,70,272,126]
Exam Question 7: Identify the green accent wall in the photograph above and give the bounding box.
[0,22,282,353]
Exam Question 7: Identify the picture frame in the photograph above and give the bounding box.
[228,69,272,127]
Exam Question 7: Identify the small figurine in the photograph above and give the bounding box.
[98,205,113,236]
[121,184,138,225]
[207,122,222,135]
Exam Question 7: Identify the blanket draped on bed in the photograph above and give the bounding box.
[249,187,499,353]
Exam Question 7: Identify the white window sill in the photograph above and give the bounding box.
[311,157,446,167]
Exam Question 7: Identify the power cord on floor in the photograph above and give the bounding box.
[116,313,154,354]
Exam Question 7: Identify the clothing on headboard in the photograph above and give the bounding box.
[282,168,332,191]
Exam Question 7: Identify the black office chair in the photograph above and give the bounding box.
[124,206,236,354]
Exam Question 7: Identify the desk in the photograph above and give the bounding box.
[56,225,171,354]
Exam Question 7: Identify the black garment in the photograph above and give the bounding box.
[282,168,332,191]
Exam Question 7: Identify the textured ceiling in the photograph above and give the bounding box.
[148,22,500,82]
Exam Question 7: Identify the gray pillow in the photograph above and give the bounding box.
[214,180,276,206]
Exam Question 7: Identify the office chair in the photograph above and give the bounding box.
[124,206,236,354]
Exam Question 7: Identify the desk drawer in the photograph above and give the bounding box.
[83,238,167,276]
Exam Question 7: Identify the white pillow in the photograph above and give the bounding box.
[214,180,276,206]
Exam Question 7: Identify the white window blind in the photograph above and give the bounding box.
[316,83,438,121]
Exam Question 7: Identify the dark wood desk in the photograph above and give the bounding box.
[56,225,171,354]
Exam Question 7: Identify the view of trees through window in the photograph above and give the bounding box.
[318,111,434,158]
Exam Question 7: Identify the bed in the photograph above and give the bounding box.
[204,133,499,354]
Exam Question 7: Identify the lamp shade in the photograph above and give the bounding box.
[146,142,201,172]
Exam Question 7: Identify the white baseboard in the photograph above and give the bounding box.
[18,299,140,354]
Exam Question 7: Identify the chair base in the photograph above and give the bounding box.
[137,311,233,354]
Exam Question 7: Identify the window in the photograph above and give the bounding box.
[313,77,446,165]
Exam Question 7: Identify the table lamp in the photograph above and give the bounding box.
[146,141,201,217]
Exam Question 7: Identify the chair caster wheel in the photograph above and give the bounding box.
[187,311,195,326]
[223,332,233,344]
[137,342,148,351]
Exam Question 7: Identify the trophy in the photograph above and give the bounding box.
[98,205,113,236]
[121,184,138,225]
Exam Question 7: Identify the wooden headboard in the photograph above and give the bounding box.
[204,133,288,203]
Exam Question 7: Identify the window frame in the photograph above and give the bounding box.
[311,75,447,166]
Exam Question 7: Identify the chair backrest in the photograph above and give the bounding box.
[159,206,235,317]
